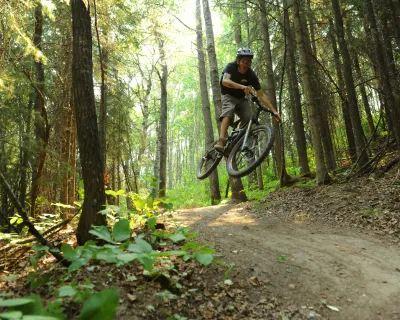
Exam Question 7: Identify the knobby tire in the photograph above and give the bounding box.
[196,141,223,180]
[226,125,274,178]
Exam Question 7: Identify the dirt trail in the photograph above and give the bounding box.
[175,204,400,320]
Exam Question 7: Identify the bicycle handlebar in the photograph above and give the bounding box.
[250,94,280,121]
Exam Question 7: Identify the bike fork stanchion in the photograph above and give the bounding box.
[241,119,253,152]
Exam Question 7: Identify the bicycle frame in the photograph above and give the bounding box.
[237,95,273,153]
[196,93,276,180]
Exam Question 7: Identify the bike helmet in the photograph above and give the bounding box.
[236,47,254,59]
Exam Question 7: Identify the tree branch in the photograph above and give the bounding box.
[0,170,70,267]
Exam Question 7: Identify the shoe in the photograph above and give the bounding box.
[214,138,226,153]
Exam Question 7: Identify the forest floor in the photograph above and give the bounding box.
[170,173,400,320]
[162,168,400,320]
[2,162,400,320]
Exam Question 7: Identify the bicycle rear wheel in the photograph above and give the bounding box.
[196,141,223,180]
[226,125,274,178]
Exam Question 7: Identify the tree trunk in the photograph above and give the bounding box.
[365,0,400,147]
[332,0,369,166]
[232,4,242,47]
[202,0,222,124]
[0,130,8,230]
[301,5,336,170]
[71,0,107,245]
[380,3,400,118]
[292,0,330,184]
[60,95,73,220]
[196,0,221,204]
[94,0,108,170]
[329,19,357,162]
[136,63,154,169]
[354,55,375,137]
[202,0,246,201]
[69,108,77,216]
[363,17,394,135]
[260,0,292,187]
[387,0,400,50]
[19,96,33,209]
[31,2,50,217]
[153,119,161,196]
[344,17,376,138]
[283,0,311,176]
[157,38,168,199]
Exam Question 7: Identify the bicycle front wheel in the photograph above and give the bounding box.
[196,141,223,180]
[226,125,274,178]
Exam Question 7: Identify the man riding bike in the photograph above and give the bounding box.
[215,47,281,153]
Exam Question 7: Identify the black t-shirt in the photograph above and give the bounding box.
[220,62,261,99]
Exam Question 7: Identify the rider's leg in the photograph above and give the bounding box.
[235,98,252,125]
[215,116,230,152]
[215,95,237,152]
[219,117,230,139]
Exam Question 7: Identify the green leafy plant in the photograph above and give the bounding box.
[0,295,62,319]
[78,289,119,320]
[4,194,216,320]
[26,244,55,290]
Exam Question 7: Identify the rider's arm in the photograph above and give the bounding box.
[256,89,281,121]
[222,73,253,95]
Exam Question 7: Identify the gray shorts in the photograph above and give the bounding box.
[221,94,253,124]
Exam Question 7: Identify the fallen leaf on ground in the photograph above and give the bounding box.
[327,305,340,312]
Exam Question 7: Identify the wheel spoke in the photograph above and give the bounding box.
[226,125,274,178]
[196,142,222,179]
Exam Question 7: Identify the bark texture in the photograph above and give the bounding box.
[71,0,107,245]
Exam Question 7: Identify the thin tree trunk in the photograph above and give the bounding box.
[60,95,72,220]
[137,64,153,169]
[292,0,330,184]
[283,0,310,176]
[329,19,357,162]
[260,0,292,187]
[232,4,242,47]
[202,0,222,124]
[365,0,400,146]
[196,0,221,204]
[380,4,400,115]
[354,56,375,137]
[332,0,369,166]
[387,0,400,50]
[301,5,336,170]
[69,107,77,216]
[344,17,376,138]
[19,96,33,209]
[202,0,246,201]
[31,2,50,217]
[0,132,8,230]
[94,0,107,169]
[153,119,161,196]
[157,38,168,199]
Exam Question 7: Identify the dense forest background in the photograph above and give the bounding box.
[1,0,400,239]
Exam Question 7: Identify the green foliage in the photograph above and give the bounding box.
[359,207,383,217]
[9,215,24,226]
[293,180,317,189]
[247,180,280,201]
[0,232,20,243]
[167,182,214,208]
[78,289,119,320]
[57,278,95,304]
[0,295,62,320]
[6,209,216,319]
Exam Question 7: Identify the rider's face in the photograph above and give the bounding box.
[238,57,252,72]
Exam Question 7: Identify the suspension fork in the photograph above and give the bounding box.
[241,119,253,152]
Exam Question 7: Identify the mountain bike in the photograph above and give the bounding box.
[196,94,277,179]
